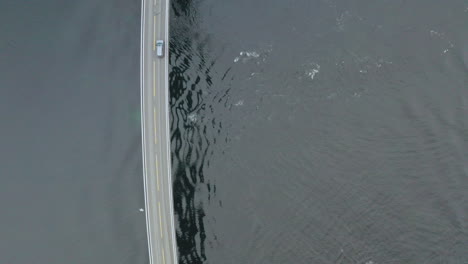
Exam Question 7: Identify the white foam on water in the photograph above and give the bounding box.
[188,113,197,122]
[240,51,260,58]
[306,63,320,79]
[234,100,244,106]
[234,46,272,64]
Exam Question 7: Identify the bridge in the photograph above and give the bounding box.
[139,0,178,263]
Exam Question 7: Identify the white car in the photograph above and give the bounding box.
[156,40,164,57]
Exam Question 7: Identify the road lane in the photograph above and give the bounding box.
[140,0,178,263]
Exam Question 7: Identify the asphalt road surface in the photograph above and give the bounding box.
[140,0,178,263]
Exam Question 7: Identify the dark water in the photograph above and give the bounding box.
[1,0,468,263]
[170,0,468,263]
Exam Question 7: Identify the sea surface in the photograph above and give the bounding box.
[1,0,468,263]
[0,0,146,263]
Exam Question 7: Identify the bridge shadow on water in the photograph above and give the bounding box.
[169,0,222,263]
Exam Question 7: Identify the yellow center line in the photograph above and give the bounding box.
[156,157,160,191]
[162,249,166,264]
[153,108,157,144]
[153,16,156,51]
[153,61,156,97]
[158,202,163,238]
